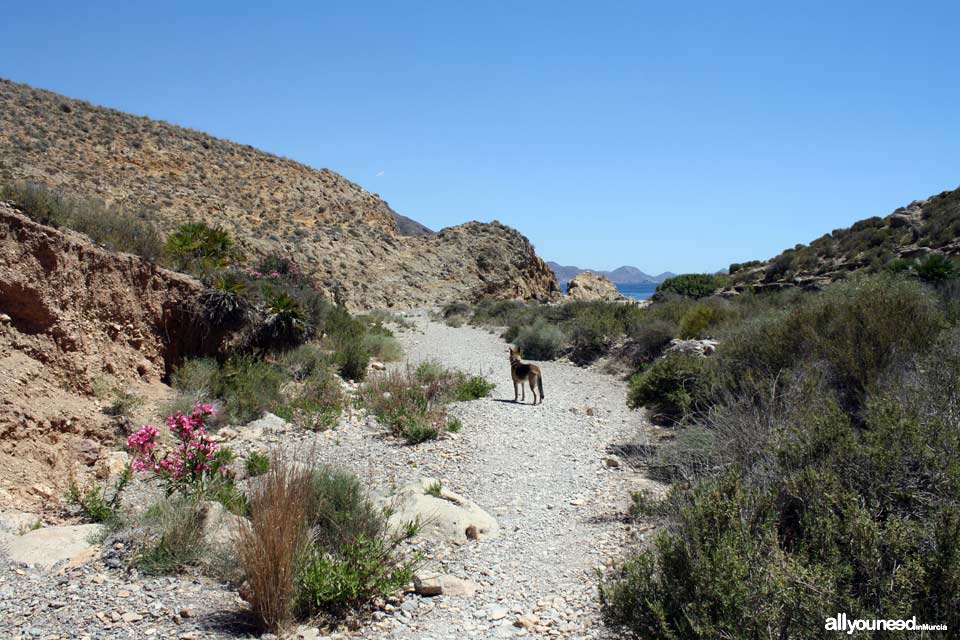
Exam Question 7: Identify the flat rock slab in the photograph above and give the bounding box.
[387,477,499,544]
[1,524,103,569]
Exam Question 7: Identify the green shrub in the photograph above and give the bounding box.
[677,303,728,339]
[514,318,564,360]
[334,336,370,381]
[621,319,676,369]
[170,357,220,402]
[602,398,960,638]
[605,275,960,639]
[655,273,726,299]
[295,537,415,619]
[276,367,345,430]
[916,253,959,283]
[627,352,707,422]
[66,470,130,524]
[293,466,417,619]
[245,451,271,477]
[280,344,329,381]
[454,375,495,401]
[362,332,402,362]
[717,274,944,415]
[362,368,456,444]
[165,221,237,275]
[218,356,287,423]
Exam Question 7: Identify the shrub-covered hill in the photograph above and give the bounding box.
[0,78,558,310]
[729,185,960,289]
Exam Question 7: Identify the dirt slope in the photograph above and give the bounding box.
[0,201,230,510]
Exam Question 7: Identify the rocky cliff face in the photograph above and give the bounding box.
[0,78,559,309]
[0,201,230,509]
[729,186,960,290]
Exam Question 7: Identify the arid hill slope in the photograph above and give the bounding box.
[729,186,960,289]
[0,79,559,309]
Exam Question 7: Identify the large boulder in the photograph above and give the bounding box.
[1,523,103,568]
[386,478,499,544]
[564,271,628,302]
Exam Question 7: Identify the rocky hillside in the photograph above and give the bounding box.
[0,79,558,309]
[729,185,960,290]
[0,201,239,510]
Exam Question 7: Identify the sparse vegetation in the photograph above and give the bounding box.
[245,451,271,477]
[361,362,492,443]
[135,496,209,576]
[66,470,130,524]
[2,181,165,261]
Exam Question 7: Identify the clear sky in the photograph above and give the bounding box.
[3,1,959,273]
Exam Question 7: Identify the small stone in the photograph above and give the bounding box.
[413,574,443,596]
[602,456,621,468]
[179,607,192,618]
[487,606,508,621]
[370,361,386,371]
[514,614,539,628]
[121,612,143,623]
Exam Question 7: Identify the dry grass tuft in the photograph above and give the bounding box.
[236,456,313,633]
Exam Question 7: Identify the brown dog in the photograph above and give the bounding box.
[510,347,544,404]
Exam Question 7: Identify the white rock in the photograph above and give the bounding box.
[2,524,103,569]
[386,478,499,544]
[244,412,291,433]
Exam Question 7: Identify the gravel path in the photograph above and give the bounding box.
[308,310,659,639]
[1,311,659,640]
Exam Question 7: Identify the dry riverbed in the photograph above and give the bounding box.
[1,310,661,639]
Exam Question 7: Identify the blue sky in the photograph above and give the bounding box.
[3,1,959,273]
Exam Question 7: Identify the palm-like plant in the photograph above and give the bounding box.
[201,272,252,328]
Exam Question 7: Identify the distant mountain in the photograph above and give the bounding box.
[547,261,675,284]
[386,204,434,237]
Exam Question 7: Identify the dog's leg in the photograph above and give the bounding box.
[521,379,525,402]
[513,379,518,402]
[529,379,537,404]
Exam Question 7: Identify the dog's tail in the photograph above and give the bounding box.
[538,375,545,401]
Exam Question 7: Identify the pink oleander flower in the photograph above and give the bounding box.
[127,403,223,492]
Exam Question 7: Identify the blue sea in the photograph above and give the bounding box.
[562,281,658,300]
[614,282,658,300]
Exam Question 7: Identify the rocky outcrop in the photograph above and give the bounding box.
[564,271,628,302]
[0,202,234,510]
[0,79,560,310]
